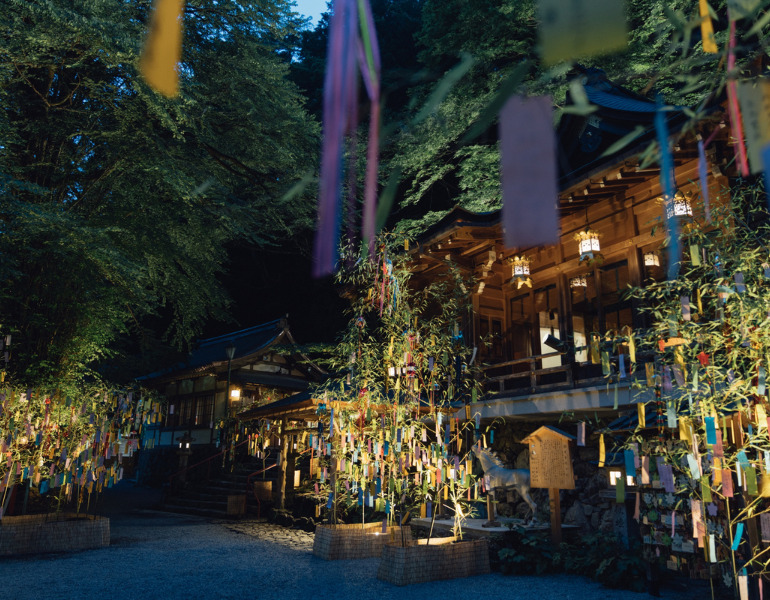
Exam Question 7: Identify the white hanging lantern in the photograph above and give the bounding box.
[644,251,660,267]
[664,191,693,220]
[569,274,588,288]
[509,255,532,289]
[575,229,601,262]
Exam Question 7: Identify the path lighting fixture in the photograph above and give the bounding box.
[569,274,588,288]
[575,229,601,262]
[644,251,660,267]
[229,387,241,399]
[509,255,532,289]
[664,190,693,220]
[607,466,635,488]
[609,468,636,487]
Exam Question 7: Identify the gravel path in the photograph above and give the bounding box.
[0,484,709,600]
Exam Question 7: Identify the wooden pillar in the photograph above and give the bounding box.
[277,416,288,510]
[549,488,562,545]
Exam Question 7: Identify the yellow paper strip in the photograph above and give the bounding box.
[140,0,184,97]
[537,0,627,66]
[599,434,606,467]
[699,0,718,53]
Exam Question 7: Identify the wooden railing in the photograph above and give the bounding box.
[482,349,655,395]
[483,351,573,394]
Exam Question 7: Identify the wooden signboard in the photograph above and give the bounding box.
[522,426,576,545]
[523,426,575,490]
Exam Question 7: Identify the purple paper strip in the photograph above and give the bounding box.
[698,140,711,222]
[314,0,359,277]
[500,95,559,250]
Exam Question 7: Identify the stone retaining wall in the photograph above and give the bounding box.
[0,513,109,556]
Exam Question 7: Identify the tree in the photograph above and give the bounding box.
[311,237,482,535]
[387,0,770,235]
[0,0,319,383]
[613,182,770,593]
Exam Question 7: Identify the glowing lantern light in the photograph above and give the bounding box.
[509,255,532,289]
[575,229,601,262]
[644,251,660,267]
[664,191,693,220]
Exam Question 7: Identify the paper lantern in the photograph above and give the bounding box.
[664,191,693,220]
[644,251,660,267]
[509,255,532,289]
[575,229,601,262]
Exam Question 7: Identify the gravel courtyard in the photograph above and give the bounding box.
[0,483,711,600]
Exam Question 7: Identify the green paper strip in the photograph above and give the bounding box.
[616,473,626,503]
[745,466,758,496]
[701,477,713,503]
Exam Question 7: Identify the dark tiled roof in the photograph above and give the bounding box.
[139,319,287,382]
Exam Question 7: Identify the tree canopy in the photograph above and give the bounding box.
[1,0,318,383]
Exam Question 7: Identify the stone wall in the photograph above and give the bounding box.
[489,423,625,539]
[0,513,110,556]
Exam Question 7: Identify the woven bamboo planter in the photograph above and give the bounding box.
[377,537,490,585]
[0,513,110,556]
[312,522,412,560]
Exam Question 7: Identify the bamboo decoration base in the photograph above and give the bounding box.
[312,522,412,560]
[376,537,490,585]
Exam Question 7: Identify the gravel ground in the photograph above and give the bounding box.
[0,482,711,600]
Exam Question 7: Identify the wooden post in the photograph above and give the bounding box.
[482,490,500,527]
[277,416,288,510]
[549,488,562,545]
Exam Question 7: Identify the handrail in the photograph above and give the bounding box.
[167,437,250,489]
[482,351,565,370]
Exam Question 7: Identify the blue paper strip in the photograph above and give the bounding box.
[655,96,680,279]
[705,417,717,445]
[732,522,744,551]
[698,140,711,222]
[624,449,636,478]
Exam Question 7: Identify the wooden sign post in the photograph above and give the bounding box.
[521,426,575,545]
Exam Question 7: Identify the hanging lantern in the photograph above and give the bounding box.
[575,229,601,262]
[643,251,660,267]
[509,255,532,289]
[569,274,588,288]
[664,191,693,220]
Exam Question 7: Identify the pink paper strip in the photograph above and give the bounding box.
[500,95,559,250]
[723,468,734,497]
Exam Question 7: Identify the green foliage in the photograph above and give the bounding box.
[496,527,646,591]
[496,526,555,575]
[386,0,770,235]
[614,181,770,591]
[0,380,163,513]
[0,0,318,383]
[310,235,483,535]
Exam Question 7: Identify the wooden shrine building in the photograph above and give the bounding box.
[407,68,732,424]
[139,317,325,448]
